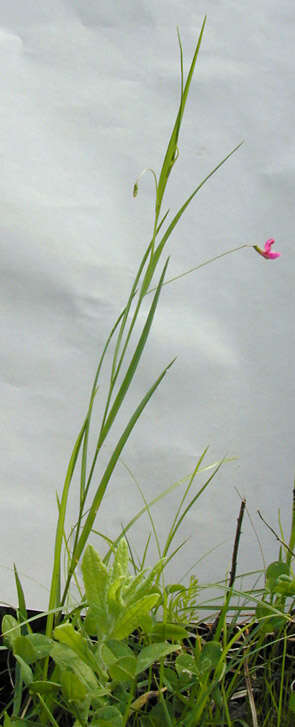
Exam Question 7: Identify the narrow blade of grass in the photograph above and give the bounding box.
[46,386,98,640]
[163,458,226,558]
[99,257,170,444]
[80,306,127,499]
[60,356,176,607]
[156,17,207,218]
[156,141,244,271]
[102,456,231,565]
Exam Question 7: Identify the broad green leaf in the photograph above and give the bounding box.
[101,639,136,682]
[163,666,179,692]
[82,544,108,601]
[60,670,87,703]
[256,603,286,634]
[107,576,125,616]
[91,706,123,727]
[2,615,20,649]
[111,537,129,582]
[289,691,295,713]
[108,655,137,683]
[151,622,188,642]
[81,544,110,636]
[276,575,295,596]
[14,633,53,664]
[165,583,184,594]
[29,679,61,695]
[136,641,181,675]
[196,641,223,674]
[53,622,102,675]
[110,643,133,665]
[14,654,33,686]
[265,561,290,593]
[81,544,164,640]
[123,558,165,605]
[136,612,153,634]
[100,643,117,672]
[134,558,165,594]
[111,593,160,640]
[14,635,38,665]
[3,718,50,727]
[84,605,110,637]
[50,642,99,695]
[118,570,145,602]
[175,652,198,678]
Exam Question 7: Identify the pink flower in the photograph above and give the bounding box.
[254,238,281,260]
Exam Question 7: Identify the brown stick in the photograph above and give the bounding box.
[229,498,246,588]
[211,498,246,636]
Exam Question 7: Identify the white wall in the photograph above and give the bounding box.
[0,0,294,611]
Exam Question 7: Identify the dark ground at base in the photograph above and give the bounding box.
[1,606,295,725]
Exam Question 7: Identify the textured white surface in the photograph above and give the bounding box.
[0,1,294,610]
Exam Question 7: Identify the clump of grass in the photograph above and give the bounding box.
[0,17,289,727]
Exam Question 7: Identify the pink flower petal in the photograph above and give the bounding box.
[263,238,275,254]
[254,239,281,260]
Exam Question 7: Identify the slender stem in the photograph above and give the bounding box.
[257,509,295,559]
[145,244,252,295]
[243,628,259,727]
[229,498,247,589]
[211,498,246,638]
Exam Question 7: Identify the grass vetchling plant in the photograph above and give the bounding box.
[1,17,292,727]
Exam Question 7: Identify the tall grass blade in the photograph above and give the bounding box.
[163,458,226,557]
[156,17,207,219]
[80,306,127,499]
[155,141,244,273]
[111,209,170,385]
[97,257,170,446]
[46,386,98,640]
[163,447,209,553]
[79,257,170,525]
[13,564,30,635]
[60,356,176,607]
[102,457,230,564]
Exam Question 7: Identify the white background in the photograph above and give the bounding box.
[0,0,294,612]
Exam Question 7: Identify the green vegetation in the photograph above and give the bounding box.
[1,18,291,725]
